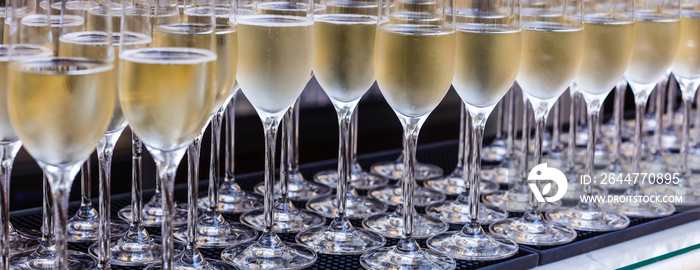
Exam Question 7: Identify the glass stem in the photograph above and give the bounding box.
[585,102,600,198]
[153,150,185,269]
[680,83,697,185]
[567,91,580,171]
[40,173,54,251]
[495,100,503,139]
[506,87,517,158]
[351,107,359,167]
[519,97,531,180]
[0,142,19,270]
[97,131,122,269]
[336,105,356,220]
[529,101,551,213]
[209,109,224,212]
[46,165,81,270]
[653,83,665,154]
[695,90,700,147]
[396,117,422,253]
[280,108,292,199]
[613,81,626,157]
[666,76,675,130]
[455,104,465,172]
[262,117,280,236]
[290,99,301,172]
[552,99,561,151]
[80,159,92,212]
[130,134,144,231]
[468,110,489,226]
[187,134,203,250]
[224,95,237,187]
[632,98,647,194]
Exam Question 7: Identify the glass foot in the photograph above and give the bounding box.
[221,233,316,270]
[480,166,518,185]
[489,212,577,246]
[481,144,507,163]
[362,206,448,239]
[199,180,263,214]
[360,243,455,270]
[305,189,387,219]
[66,218,129,243]
[427,223,518,261]
[10,249,97,270]
[174,212,258,248]
[618,198,675,218]
[482,190,562,212]
[119,202,188,228]
[425,199,508,225]
[369,184,445,207]
[253,170,332,202]
[89,236,183,267]
[424,171,499,196]
[313,169,389,190]
[143,246,234,270]
[546,207,630,232]
[6,227,39,254]
[370,160,443,181]
[296,217,385,255]
[241,199,325,233]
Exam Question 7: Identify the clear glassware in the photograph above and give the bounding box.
[481,101,507,164]
[197,94,263,214]
[479,85,520,186]
[6,0,118,267]
[643,0,700,205]
[547,0,634,231]
[10,175,97,269]
[118,0,219,267]
[91,134,176,267]
[489,0,582,245]
[253,100,332,201]
[616,0,680,218]
[369,149,444,181]
[118,174,189,227]
[358,0,456,268]
[424,103,499,195]
[313,109,389,190]
[295,2,387,254]
[426,0,520,260]
[219,0,318,268]
[241,108,326,233]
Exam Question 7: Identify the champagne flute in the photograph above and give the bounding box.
[240,107,326,233]
[314,108,389,190]
[7,0,117,267]
[644,0,700,205]
[295,0,387,254]
[547,0,634,231]
[489,0,583,245]
[10,175,98,269]
[359,0,457,268]
[119,0,217,267]
[617,0,680,218]
[427,0,521,260]
[219,0,318,268]
[424,102,499,195]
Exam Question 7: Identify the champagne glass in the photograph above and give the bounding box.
[547,0,634,231]
[198,94,263,214]
[118,172,189,227]
[10,175,97,269]
[295,0,387,254]
[370,148,444,181]
[359,0,457,268]
[479,85,521,186]
[481,101,508,163]
[119,0,217,267]
[253,100,333,201]
[617,0,680,218]
[167,1,258,249]
[7,0,117,267]
[489,0,583,245]
[241,108,326,233]
[424,102,499,195]
[644,0,700,205]
[219,0,318,268]
[427,0,521,260]
[314,108,389,190]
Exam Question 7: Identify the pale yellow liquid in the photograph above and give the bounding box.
[120,48,216,151]
[516,22,583,100]
[154,23,236,114]
[87,6,123,33]
[453,24,521,108]
[575,20,634,95]
[314,14,376,103]
[237,15,313,115]
[671,12,700,81]
[374,25,456,117]
[625,15,680,85]
[19,14,84,45]
[8,58,115,166]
